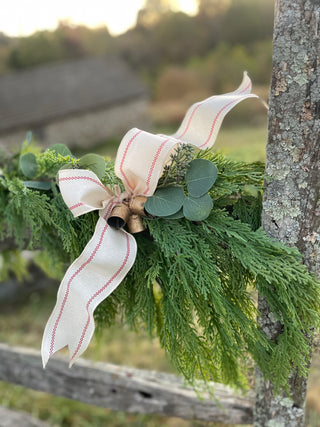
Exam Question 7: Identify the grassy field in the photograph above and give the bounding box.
[214,125,267,162]
[85,126,267,166]
[0,122,319,426]
[87,123,268,163]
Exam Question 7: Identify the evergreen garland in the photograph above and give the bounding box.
[0,142,319,392]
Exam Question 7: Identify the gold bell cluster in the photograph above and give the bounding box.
[107,196,148,233]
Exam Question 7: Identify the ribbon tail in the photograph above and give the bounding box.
[172,71,258,148]
[114,73,259,197]
[41,217,137,367]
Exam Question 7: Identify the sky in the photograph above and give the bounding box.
[0,0,198,37]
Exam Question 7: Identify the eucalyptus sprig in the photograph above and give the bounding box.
[15,142,107,191]
[145,155,218,221]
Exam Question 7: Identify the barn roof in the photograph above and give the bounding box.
[0,56,148,134]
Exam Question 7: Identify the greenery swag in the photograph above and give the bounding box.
[0,135,319,392]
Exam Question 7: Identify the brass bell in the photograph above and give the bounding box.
[127,214,145,234]
[107,204,130,230]
[129,196,147,216]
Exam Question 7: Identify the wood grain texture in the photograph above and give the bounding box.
[0,343,254,424]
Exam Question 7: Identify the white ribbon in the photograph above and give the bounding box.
[42,72,257,367]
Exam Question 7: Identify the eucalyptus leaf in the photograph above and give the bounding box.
[19,153,38,179]
[24,180,52,190]
[185,159,218,197]
[145,186,185,217]
[183,193,213,221]
[78,154,106,179]
[161,208,184,219]
[48,143,72,157]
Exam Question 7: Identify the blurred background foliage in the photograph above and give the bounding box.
[0,0,272,143]
[0,0,273,99]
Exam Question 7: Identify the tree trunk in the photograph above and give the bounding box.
[254,0,320,426]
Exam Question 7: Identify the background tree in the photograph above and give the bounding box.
[136,0,174,28]
[255,0,320,425]
[197,0,231,16]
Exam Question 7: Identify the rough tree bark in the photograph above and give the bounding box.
[254,1,320,426]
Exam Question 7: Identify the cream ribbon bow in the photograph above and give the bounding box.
[41,72,257,367]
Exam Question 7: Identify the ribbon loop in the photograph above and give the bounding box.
[115,129,177,196]
[59,169,114,217]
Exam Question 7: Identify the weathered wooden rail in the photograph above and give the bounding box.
[0,343,254,424]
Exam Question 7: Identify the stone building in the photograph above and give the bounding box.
[0,56,149,150]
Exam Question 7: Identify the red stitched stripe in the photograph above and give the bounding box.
[69,202,84,211]
[119,130,142,192]
[103,200,118,220]
[143,138,170,195]
[176,80,251,140]
[70,233,131,362]
[199,98,239,149]
[49,202,115,357]
[176,97,216,139]
[198,94,250,149]
[242,81,252,92]
[59,176,106,191]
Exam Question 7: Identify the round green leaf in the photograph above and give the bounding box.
[161,208,184,219]
[78,154,106,179]
[19,153,38,178]
[48,143,72,157]
[145,186,185,217]
[183,193,213,221]
[24,180,52,190]
[185,159,218,197]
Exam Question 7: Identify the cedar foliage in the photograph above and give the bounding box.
[0,145,319,391]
